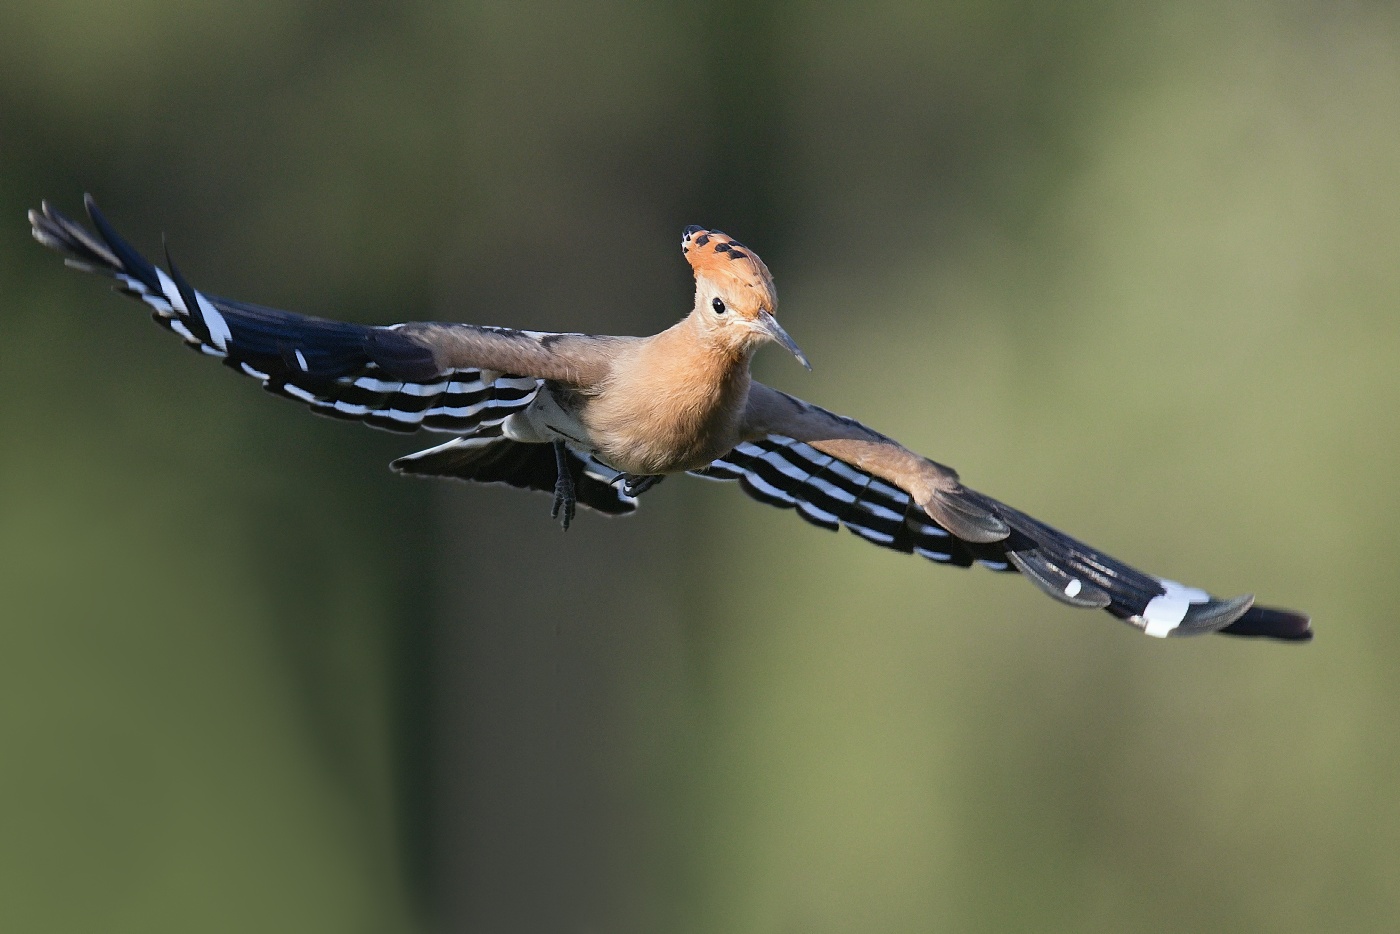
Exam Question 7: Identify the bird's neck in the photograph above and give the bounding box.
[588,314,751,473]
[672,310,754,371]
[634,315,752,409]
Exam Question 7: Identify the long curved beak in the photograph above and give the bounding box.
[756,309,811,370]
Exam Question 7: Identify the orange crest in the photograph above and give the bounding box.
[681,226,777,313]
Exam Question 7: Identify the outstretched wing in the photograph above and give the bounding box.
[28,197,622,435]
[698,383,1311,642]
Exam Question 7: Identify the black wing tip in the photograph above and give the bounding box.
[1167,592,1257,636]
[30,196,121,275]
[79,193,112,239]
[28,198,82,249]
[31,193,166,294]
[82,192,110,230]
[1218,605,1313,642]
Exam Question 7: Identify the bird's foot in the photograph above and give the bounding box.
[621,474,664,497]
[551,441,576,530]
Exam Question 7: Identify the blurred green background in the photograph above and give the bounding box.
[1,1,1395,931]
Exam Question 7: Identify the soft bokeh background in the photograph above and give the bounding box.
[1,2,1395,931]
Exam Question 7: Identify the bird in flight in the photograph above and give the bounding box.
[29,196,1310,642]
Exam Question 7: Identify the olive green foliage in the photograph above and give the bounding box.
[2,2,1397,931]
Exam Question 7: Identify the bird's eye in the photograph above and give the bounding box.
[712,297,727,314]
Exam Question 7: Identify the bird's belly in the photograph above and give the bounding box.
[503,383,741,476]
[593,415,742,476]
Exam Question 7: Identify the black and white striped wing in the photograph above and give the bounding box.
[29,197,541,436]
[693,435,1312,641]
[692,434,987,566]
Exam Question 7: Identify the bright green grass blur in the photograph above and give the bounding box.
[2,2,1398,931]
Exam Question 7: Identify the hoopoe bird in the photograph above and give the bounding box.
[29,196,1311,642]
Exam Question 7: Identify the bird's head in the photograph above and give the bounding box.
[682,225,809,369]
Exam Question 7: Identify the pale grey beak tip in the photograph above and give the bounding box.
[757,309,811,371]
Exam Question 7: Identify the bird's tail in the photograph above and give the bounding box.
[392,430,639,516]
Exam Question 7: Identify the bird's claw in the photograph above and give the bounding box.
[621,474,664,497]
[551,441,576,530]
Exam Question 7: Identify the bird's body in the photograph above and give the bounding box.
[28,198,1312,642]
[498,320,754,476]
